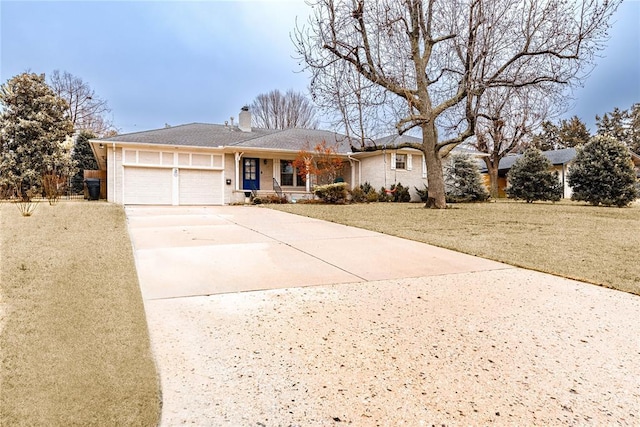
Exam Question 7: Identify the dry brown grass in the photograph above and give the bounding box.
[271,200,640,295]
[0,201,160,426]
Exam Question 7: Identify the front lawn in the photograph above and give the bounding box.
[270,200,640,295]
[0,202,160,426]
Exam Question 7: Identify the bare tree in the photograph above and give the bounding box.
[473,85,558,198]
[250,89,319,129]
[310,56,396,147]
[295,0,619,208]
[49,70,114,136]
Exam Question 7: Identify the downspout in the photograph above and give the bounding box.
[562,162,567,198]
[112,142,116,203]
[347,154,361,190]
[382,148,387,189]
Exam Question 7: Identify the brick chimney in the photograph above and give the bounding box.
[238,106,251,132]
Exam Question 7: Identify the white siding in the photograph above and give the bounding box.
[358,151,427,201]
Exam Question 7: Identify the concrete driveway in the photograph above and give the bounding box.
[126,205,640,426]
[126,205,508,300]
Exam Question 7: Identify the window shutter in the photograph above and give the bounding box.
[422,155,427,178]
[390,153,397,170]
[407,154,413,171]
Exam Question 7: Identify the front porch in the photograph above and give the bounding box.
[230,152,355,204]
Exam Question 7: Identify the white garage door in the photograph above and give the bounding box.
[179,169,223,205]
[124,167,173,205]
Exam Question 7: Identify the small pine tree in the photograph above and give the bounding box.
[71,130,99,193]
[444,154,489,203]
[567,135,638,207]
[506,148,563,203]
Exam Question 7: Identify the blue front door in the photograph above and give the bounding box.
[243,158,260,191]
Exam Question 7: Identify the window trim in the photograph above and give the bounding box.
[279,160,305,187]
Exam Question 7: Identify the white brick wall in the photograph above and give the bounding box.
[358,150,427,201]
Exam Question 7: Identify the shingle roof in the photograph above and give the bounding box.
[374,134,422,148]
[100,123,278,147]
[99,123,357,153]
[231,128,355,153]
[479,148,577,172]
[544,147,577,165]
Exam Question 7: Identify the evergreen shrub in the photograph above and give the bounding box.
[568,135,638,207]
[444,154,489,203]
[314,182,348,203]
[506,148,563,203]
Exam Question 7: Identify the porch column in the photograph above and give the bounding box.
[305,158,311,193]
[234,152,242,191]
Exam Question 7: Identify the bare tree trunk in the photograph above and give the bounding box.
[487,162,500,199]
[422,125,447,209]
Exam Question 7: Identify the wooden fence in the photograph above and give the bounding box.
[83,170,107,199]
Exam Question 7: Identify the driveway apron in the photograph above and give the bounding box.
[125,206,640,426]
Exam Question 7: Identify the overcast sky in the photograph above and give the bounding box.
[1,0,638,135]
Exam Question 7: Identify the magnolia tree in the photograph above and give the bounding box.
[295,0,620,208]
[0,73,75,204]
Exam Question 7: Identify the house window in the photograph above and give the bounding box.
[281,161,294,186]
[395,154,407,170]
[280,160,305,186]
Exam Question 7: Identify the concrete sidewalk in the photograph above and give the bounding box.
[126,205,640,426]
[126,205,510,299]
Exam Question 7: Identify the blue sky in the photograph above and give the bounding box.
[1,0,638,134]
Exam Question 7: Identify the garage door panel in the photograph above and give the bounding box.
[124,167,173,205]
[179,170,223,205]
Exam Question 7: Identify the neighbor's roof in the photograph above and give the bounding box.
[480,148,577,172]
[98,123,355,153]
[542,148,577,165]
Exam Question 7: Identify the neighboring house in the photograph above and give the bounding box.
[480,147,640,199]
[88,108,435,205]
[479,148,575,198]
